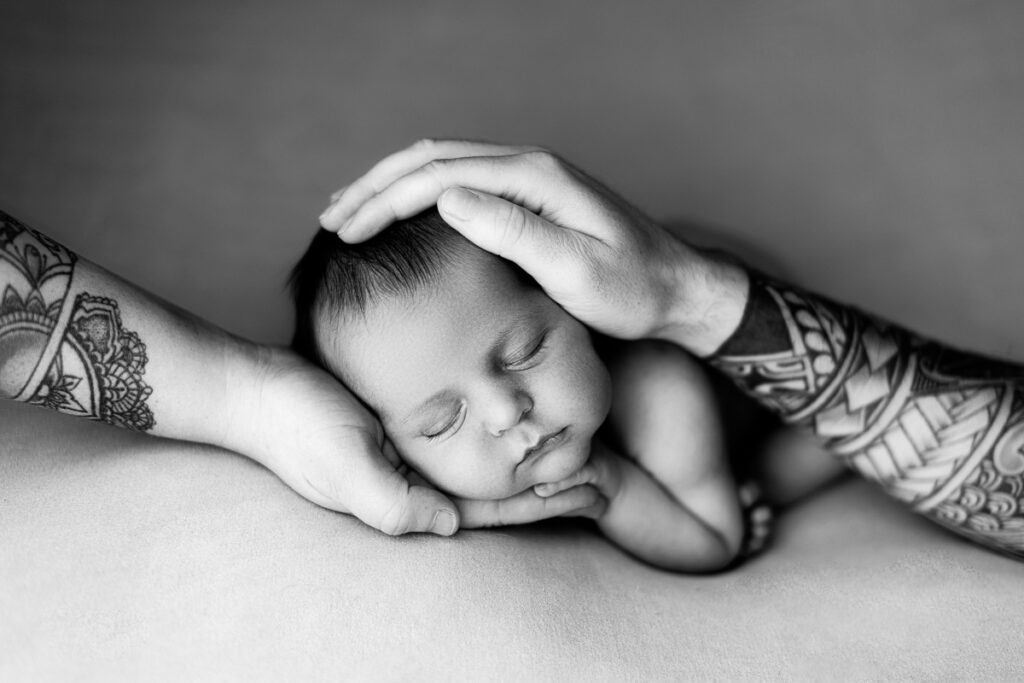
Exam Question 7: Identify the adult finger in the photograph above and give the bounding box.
[335,150,580,243]
[438,188,593,289]
[319,139,538,231]
[457,484,602,528]
[328,185,348,203]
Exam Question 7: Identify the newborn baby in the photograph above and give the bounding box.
[291,208,760,572]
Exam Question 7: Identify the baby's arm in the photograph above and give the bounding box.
[538,341,745,572]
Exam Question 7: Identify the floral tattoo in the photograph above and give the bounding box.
[0,209,154,431]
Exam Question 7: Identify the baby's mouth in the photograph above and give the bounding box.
[517,427,569,470]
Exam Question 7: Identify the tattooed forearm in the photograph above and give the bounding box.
[0,209,154,431]
[710,277,1024,558]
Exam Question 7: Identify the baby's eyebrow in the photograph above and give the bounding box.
[487,311,537,357]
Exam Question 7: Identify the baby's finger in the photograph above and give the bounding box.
[458,485,601,528]
[560,497,608,520]
[534,464,597,498]
[319,139,537,231]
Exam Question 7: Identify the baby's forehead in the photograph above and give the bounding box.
[319,252,543,365]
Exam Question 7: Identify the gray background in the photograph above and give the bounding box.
[2,0,1023,357]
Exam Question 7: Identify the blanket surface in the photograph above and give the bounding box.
[3,400,1023,680]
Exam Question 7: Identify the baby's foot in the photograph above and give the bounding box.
[738,481,774,559]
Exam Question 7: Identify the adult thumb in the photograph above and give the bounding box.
[384,484,461,537]
[296,443,460,537]
[438,187,561,272]
[348,461,460,537]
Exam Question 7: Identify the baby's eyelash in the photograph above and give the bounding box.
[505,332,549,369]
[423,404,465,441]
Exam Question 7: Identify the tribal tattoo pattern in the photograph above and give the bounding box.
[710,277,1024,559]
[0,209,154,431]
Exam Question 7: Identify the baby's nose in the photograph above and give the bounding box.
[486,389,533,437]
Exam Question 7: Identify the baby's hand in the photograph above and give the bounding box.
[533,441,622,516]
[396,462,608,527]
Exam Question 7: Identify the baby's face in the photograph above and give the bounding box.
[321,248,612,499]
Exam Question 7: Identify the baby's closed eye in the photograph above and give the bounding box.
[422,402,466,440]
[502,331,549,370]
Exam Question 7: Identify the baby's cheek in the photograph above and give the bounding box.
[561,339,613,430]
[393,435,517,500]
[582,356,613,426]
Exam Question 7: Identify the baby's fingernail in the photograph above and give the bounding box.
[430,509,457,536]
[329,185,348,203]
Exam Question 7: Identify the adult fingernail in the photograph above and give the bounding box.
[438,187,480,222]
[329,185,348,203]
[336,218,354,238]
[430,509,457,536]
[318,201,339,227]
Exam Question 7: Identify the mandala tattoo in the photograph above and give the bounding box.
[710,277,1024,559]
[0,209,155,431]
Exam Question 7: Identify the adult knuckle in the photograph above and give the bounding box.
[421,158,451,183]
[498,201,526,230]
[411,137,439,151]
[376,474,414,536]
[522,148,562,174]
[496,204,528,246]
[377,498,412,536]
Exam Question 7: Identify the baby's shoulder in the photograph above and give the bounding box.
[600,338,713,400]
[598,339,720,447]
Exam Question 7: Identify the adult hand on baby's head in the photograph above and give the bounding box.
[319,139,748,354]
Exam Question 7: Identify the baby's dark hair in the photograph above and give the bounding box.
[289,208,466,364]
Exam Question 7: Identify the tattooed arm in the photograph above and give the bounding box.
[0,209,229,438]
[703,276,1024,558]
[322,140,1024,558]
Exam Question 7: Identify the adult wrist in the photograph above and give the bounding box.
[652,240,751,357]
[218,335,274,460]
